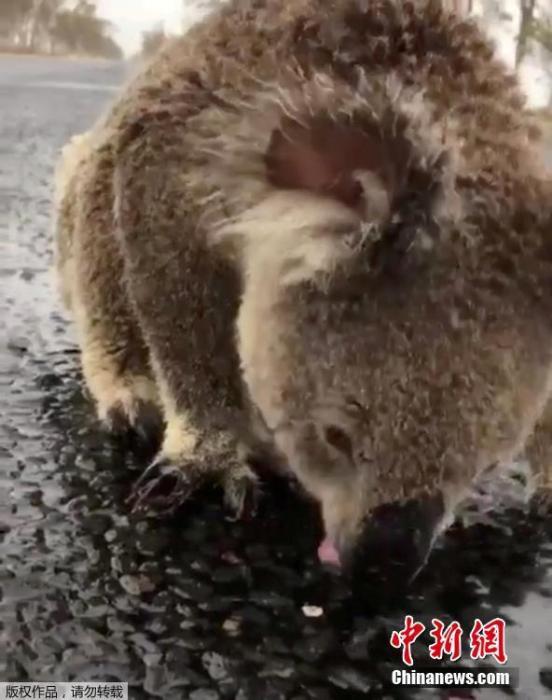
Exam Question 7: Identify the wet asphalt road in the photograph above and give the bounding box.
[1,55,552,700]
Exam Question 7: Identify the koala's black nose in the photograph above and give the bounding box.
[348,493,446,582]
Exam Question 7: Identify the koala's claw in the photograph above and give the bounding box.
[128,455,260,519]
[222,465,260,520]
[128,457,201,516]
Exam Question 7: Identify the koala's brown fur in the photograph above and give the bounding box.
[55,0,552,561]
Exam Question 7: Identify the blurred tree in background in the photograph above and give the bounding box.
[516,0,538,66]
[140,23,168,59]
[446,0,552,107]
[530,13,552,106]
[0,0,122,58]
[529,9,552,60]
[513,0,552,105]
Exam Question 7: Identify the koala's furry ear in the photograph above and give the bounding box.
[265,116,405,222]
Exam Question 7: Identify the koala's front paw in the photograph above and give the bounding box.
[128,453,260,519]
[127,455,202,515]
[106,398,164,460]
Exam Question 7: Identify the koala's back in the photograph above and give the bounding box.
[57,0,550,420]
[57,0,549,384]
[89,0,539,189]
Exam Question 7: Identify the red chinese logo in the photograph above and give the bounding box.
[390,615,426,666]
[428,619,463,662]
[390,616,508,666]
[469,617,508,665]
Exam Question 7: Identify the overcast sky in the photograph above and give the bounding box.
[97,0,203,56]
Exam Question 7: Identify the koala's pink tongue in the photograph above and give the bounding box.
[317,537,342,568]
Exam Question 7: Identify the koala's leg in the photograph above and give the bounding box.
[113,121,258,516]
[69,148,163,453]
[525,398,552,493]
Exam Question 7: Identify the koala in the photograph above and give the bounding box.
[55,0,552,573]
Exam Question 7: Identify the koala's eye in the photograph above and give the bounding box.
[323,425,354,462]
